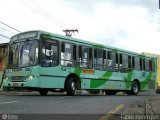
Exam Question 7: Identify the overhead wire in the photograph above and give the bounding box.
[30,0,67,28]
[0,21,18,40]
[19,0,67,28]
[19,0,81,37]
[0,20,21,33]
[0,26,17,35]
[0,34,10,39]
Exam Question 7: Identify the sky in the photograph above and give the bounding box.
[0,0,160,54]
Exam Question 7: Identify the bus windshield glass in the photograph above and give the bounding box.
[8,40,39,68]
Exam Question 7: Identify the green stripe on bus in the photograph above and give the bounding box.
[124,71,133,89]
[74,68,82,76]
[90,71,112,88]
[140,72,153,89]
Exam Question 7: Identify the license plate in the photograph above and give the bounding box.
[13,83,18,87]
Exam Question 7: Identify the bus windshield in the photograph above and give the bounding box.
[8,40,39,68]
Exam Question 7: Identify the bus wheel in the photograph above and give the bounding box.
[66,77,75,96]
[127,81,139,95]
[39,89,48,96]
[105,90,117,95]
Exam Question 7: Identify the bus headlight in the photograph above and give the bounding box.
[27,75,34,80]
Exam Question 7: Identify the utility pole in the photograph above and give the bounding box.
[63,29,78,37]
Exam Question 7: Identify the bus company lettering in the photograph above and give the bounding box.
[82,69,95,74]
[85,74,123,80]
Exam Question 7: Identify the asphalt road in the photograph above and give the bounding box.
[0,91,159,120]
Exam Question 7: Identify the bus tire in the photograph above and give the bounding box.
[127,81,139,95]
[105,90,117,95]
[39,89,48,96]
[66,77,75,96]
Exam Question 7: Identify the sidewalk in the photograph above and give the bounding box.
[148,96,160,115]
[108,96,160,120]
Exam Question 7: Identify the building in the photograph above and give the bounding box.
[0,43,8,91]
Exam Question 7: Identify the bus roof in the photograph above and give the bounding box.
[11,30,156,59]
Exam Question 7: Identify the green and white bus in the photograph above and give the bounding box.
[3,30,157,95]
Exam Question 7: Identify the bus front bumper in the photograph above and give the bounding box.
[3,78,39,88]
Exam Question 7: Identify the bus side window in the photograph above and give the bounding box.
[94,49,103,70]
[78,46,82,67]
[41,40,59,67]
[143,59,145,71]
[145,59,149,71]
[78,46,91,68]
[140,58,143,70]
[132,56,135,69]
[94,49,97,67]
[107,51,118,71]
[61,43,65,66]
[82,47,87,68]
[73,45,77,66]
[65,43,72,66]
[103,50,107,70]
[119,54,122,69]
[151,60,155,72]
[89,48,93,69]
[107,51,112,71]
[123,54,128,71]
[134,57,140,70]
[139,58,145,71]
[61,42,76,67]
[120,54,129,72]
[145,59,152,72]
[115,53,119,70]
[149,60,153,71]
[128,56,132,70]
